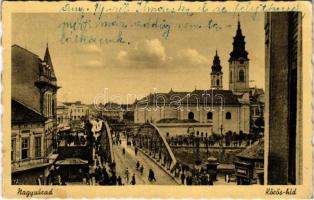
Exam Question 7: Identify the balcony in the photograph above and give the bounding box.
[35,75,58,88]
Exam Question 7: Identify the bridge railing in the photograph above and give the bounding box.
[103,121,114,163]
[97,120,114,164]
[134,122,177,171]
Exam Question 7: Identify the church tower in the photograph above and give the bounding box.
[229,16,250,93]
[211,50,223,89]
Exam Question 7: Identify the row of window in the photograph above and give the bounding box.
[58,118,69,123]
[188,111,232,120]
[71,108,86,113]
[57,115,85,122]
[71,115,84,120]
[11,137,41,161]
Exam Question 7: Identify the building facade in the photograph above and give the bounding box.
[63,101,89,121]
[11,100,48,185]
[57,102,70,128]
[265,12,303,185]
[134,89,250,135]
[11,44,60,185]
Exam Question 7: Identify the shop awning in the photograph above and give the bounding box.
[55,158,88,165]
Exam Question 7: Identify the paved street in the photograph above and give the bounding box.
[112,136,178,185]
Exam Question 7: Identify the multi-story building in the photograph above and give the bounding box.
[265,12,303,185]
[249,87,265,133]
[100,102,132,122]
[11,44,59,185]
[56,102,70,129]
[64,101,89,121]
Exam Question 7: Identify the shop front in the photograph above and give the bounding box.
[55,158,89,182]
[234,160,253,185]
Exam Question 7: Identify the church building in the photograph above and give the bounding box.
[134,18,259,137]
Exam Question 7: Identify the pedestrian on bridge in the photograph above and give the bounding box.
[124,167,130,184]
[180,172,186,185]
[140,165,144,175]
[110,172,117,185]
[135,147,138,156]
[110,160,116,173]
[130,173,136,185]
[148,169,156,182]
[117,176,123,185]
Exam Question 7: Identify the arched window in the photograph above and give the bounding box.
[188,112,194,120]
[216,79,220,86]
[207,112,213,120]
[239,69,245,82]
[226,112,231,119]
[230,71,233,82]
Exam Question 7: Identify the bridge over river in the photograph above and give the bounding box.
[98,121,178,185]
[102,121,245,185]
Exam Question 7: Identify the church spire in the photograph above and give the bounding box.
[44,43,51,65]
[43,43,56,79]
[229,15,249,62]
[211,50,222,73]
[228,15,250,93]
[210,50,223,89]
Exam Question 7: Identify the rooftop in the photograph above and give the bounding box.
[136,89,241,106]
[12,99,47,124]
[236,139,264,160]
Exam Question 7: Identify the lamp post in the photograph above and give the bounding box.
[219,124,224,146]
[195,135,201,166]
[219,124,224,135]
[206,136,209,155]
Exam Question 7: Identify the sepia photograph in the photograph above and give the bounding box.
[2,1,312,198]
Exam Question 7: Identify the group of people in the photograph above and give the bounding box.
[121,156,157,185]
[111,129,160,185]
[57,131,87,147]
[182,172,214,185]
[166,130,261,148]
[91,163,123,185]
[49,165,66,185]
[123,166,156,185]
[174,164,214,185]
[112,131,122,145]
[84,120,122,185]
[124,167,136,185]
[85,140,122,186]
[136,161,144,175]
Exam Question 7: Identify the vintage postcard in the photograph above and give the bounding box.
[1,1,312,198]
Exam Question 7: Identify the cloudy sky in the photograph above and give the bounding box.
[12,13,265,104]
